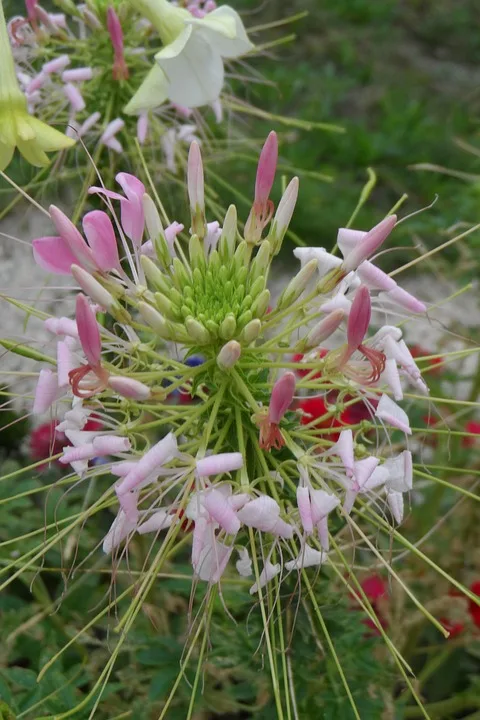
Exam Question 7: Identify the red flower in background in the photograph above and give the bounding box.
[292,351,327,379]
[410,345,443,376]
[350,574,389,634]
[29,421,67,468]
[462,421,480,448]
[29,416,102,469]
[468,581,480,628]
[298,396,343,441]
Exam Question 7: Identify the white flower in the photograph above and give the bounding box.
[125,1,254,112]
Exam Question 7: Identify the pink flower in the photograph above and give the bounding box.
[256,372,296,451]
[32,205,120,276]
[245,131,278,245]
[107,7,129,80]
[89,173,145,246]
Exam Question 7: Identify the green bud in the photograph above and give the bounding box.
[169,287,184,308]
[188,234,206,271]
[154,291,175,319]
[138,302,171,339]
[209,249,221,274]
[236,266,248,287]
[171,257,191,290]
[218,204,238,262]
[237,309,253,329]
[277,258,318,309]
[185,317,211,345]
[250,241,271,283]
[233,240,248,273]
[153,232,171,269]
[219,313,237,340]
[140,256,172,295]
[239,294,253,314]
[205,319,219,336]
[249,275,266,299]
[251,289,270,317]
[240,319,261,344]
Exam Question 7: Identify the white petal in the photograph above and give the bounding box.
[381,357,403,401]
[387,491,404,524]
[188,6,254,58]
[249,560,281,594]
[156,25,224,107]
[235,547,252,577]
[336,228,366,259]
[285,544,326,571]
[384,450,413,492]
[103,510,137,553]
[309,489,340,523]
[375,394,411,435]
[137,510,173,535]
[124,64,169,114]
[294,246,342,277]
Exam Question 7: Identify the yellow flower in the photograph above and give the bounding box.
[0,0,74,171]
[125,0,253,113]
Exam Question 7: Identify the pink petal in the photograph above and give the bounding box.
[343,215,397,272]
[357,260,396,291]
[347,286,371,350]
[138,510,173,535]
[268,372,296,424]
[82,210,120,272]
[75,294,102,368]
[116,433,177,495]
[45,316,78,337]
[196,452,243,477]
[32,236,77,275]
[33,369,59,414]
[108,376,151,400]
[116,488,139,522]
[92,435,131,455]
[384,286,426,314]
[331,429,355,477]
[203,489,241,534]
[57,339,76,388]
[115,173,145,246]
[255,131,278,205]
[49,205,95,271]
[297,486,313,534]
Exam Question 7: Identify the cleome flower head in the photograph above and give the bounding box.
[0,0,74,170]
[22,130,435,601]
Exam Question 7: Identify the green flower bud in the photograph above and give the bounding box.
[250,241,271,283]
[185,317,211,344]
[140,256,172,295]
[240,319,261,344]
[154,291,176,319]
[277,258,318,309]
[189,234,206,271]
[171,257,191,289]
[249,275,266,299]
[251,289,270,318]
[219,313,237,340]
[218,204,237,262]
[138,301,171,338]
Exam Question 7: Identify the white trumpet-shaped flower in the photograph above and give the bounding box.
[125,0,253,112]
